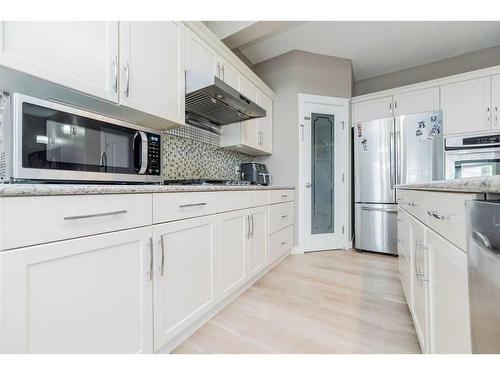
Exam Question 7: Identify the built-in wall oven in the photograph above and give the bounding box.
[0,92,162,183]
[445,133,500,179]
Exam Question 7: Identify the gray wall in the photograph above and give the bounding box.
[354,44,500,96]
[254,50,352,245]
[254,50,352,188]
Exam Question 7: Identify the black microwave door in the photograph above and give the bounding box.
[22,102,136,175]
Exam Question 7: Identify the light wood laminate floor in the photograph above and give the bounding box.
[173,250,421,354]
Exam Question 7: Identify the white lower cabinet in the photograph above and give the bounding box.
[247,206,268,278]
[0,227,153,354]
[427,230,471,354]
[409,217,429,354]
[399,189,474,354]
[152,215,216,351]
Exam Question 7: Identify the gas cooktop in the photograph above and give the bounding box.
[164,179,250,186]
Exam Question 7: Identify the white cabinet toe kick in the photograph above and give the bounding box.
[0,189,295,354]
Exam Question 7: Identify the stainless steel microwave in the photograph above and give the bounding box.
[445,133,500,179]
[0,92,162,183]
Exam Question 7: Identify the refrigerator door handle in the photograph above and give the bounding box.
[396,121,402,186]
[361,206,397,213]
[389,130,395,190]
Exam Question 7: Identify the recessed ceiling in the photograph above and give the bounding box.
[204,21,500,81]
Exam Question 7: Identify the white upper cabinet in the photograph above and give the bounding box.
[492,74,500,129]
[0,21,119,102]
[0,227,153,354]
[393,87,440,116]
[185,29,218,80]
[257,91,273,154]
[427,230,471,354]
[440,77,491,135]
[119,21,185,124]
[152,215,216,351]
[220,58,240,91]
[352,96,393,123]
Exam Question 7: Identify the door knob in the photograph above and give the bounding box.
[305,182,312,188]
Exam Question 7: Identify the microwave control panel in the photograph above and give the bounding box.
[147,133,161,175]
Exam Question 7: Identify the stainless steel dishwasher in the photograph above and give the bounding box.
[466,199,500,353]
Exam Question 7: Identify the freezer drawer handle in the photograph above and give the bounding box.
[361,206,397,213]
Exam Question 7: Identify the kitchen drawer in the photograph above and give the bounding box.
[216,191,250,213]
[153,192,217,224]
[268,201,294,234]
[424,191,480,251]
[397,189,426,222]
[269,189,295,205]
[248,191,268,208]
[0,194,152,250]
[267,225,294,265]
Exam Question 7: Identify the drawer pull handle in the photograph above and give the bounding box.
[64,210,128,221]
[281,214,288,219]
[280,241,287,246]
[407,202,419,207]
[160,234,165,276]
[179,203,207,208]
[427,210,448,221]
[281,194,288,198]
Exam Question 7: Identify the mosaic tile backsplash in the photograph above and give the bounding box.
[163,134,255,180]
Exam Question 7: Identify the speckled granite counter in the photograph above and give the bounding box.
[0,184,295,197]
[397,175,500,194]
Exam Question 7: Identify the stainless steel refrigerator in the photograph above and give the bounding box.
[354,111,443,254]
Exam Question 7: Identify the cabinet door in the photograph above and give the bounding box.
[492,74,500,129]
[153,215,216,351]
[240,76,260,149]
[0,227,153,354]
[352,96,393,123]
[441,77,491,135]
[427,230,471,353]
[409,216,429,353]
[185,28,218,78]
[221,60,240,91]
[258,91,273,154]
[216,210,249,298]
[0,21,119,102]
[394,87,440,116]
[119,21,184,124]
[247,207,268,278]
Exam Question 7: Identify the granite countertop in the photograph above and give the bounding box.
[0,183,296,197]
[397,175,500,194]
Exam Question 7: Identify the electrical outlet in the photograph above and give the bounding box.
[234,165,240,175]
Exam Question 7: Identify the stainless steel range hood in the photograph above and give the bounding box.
[185,70,266,125]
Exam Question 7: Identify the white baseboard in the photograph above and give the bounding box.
[155,251,291,354]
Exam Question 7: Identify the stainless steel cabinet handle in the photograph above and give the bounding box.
[251,214,254,237]
[361,206,397,213]
[178,202,207,208]
[495,106,498,125]
[149,237,154,281]
[487,107,490,122]
[281,214,288,219]
[427,210,447,220]
[281,194,288,198]
[216,62,221,77]
[394,100,397,113]
[389,101,392,114]
[64,209,127,221]
[246,215,251,239]
[160,234,165,276]
[124,62,130,97]
[221,63,225,80]
[280,241,287,246]
[112,55,118,93]
[407,202,419,207]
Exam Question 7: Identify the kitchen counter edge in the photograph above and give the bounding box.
[396,175,500,194]
[0,184,296,197]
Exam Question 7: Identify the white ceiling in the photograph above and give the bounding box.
[205,21,500,81]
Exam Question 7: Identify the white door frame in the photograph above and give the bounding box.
[297,93,351,253]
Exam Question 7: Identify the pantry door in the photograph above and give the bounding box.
[299,94,349,252]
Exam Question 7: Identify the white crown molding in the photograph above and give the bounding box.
[352,64,500,103]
